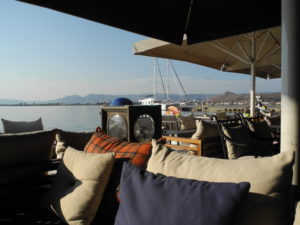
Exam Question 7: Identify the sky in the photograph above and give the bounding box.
[0,1,281,101]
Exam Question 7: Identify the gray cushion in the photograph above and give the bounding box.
[55,129,94,159]
[191,119,219,139]
[222,125,252,159]
[1,118,43,133]
[246,120,274,156]
[43,147,115,225]
[177,114,196,130]
[0,130,55,167]
[247,120,273,139]
[147,140,295,225]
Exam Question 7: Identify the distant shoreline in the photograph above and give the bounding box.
[0,103,109,107]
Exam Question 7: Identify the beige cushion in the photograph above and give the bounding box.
[191,119,219,139]
[1,118,43,133]
[147,139,295,225]
[44,147,115,225]
[177,114,196,130]
[222,125,252,159]
[55,129,94,159]
[0,130,55,166]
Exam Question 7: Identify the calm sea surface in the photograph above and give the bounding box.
[0,105,102,133]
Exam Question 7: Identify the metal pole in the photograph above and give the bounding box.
[250,37,256,117]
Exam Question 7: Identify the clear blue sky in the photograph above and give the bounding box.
[0,1,281,101]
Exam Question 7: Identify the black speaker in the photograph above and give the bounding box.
[101,105,162,142]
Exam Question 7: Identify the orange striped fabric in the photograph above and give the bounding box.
[84,127,152,167]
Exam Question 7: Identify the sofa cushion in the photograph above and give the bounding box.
[94,158,129,225]
[222,125,253,159]
[177,114,196,130]
[43,147,115,225]
[115,162,250,225]
[147,140,295,225]
[1,118,43,133]
[247,120,273,139]
[55,129,94,159]
[246,120,274,156]
[84,127,151,167]
[0,130,55,167]
[191,119,219,139]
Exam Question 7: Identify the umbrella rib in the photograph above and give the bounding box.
[256,30,270,59]
[272,64,281,70]
[256,45,281,65]
[234,36,251,61]
[211,41,250,65]
[269,30,280,46]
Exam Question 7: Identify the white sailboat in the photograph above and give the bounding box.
[139,58,199,115]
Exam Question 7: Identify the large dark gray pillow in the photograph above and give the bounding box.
[1,118,43,133]
[55,129,94,159]
[115,162,250,225]
[246,120,273,139]
[222,125,252,159]
[0,130,55,167]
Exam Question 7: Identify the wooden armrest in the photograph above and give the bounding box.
[162,136,202,156]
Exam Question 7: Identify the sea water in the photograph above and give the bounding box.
[0,105,102,133]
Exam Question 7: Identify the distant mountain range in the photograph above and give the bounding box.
[0,92,280,105]
[0,93,210,105]
[208,91,281,103]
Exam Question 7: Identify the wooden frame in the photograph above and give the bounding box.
[162,135,202,156]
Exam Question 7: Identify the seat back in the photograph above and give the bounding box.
[212,115,252,159]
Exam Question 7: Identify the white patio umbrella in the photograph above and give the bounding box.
[134,26,281,116]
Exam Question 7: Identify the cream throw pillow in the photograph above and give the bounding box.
[147,140,295,225]
[44,147,115,225]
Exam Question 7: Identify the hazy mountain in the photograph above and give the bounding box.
[0,98,24,105]
[208,92,281,103]
[0,92,280,105]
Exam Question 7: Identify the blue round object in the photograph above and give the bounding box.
[111,97,133,106]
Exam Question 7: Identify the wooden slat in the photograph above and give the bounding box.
[162,136,202,156]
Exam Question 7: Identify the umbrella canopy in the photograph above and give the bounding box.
[134,26,281,116]
[134,27,281,79]
[17,0,280,45]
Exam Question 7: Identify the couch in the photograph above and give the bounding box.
[0,128,299,225]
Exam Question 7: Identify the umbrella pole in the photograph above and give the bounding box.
[250,63,256,116]
[250,36,256,117]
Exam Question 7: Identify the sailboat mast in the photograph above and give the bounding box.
[155,58,168,101]
[166,60,170,102]
[169,60,189,101]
